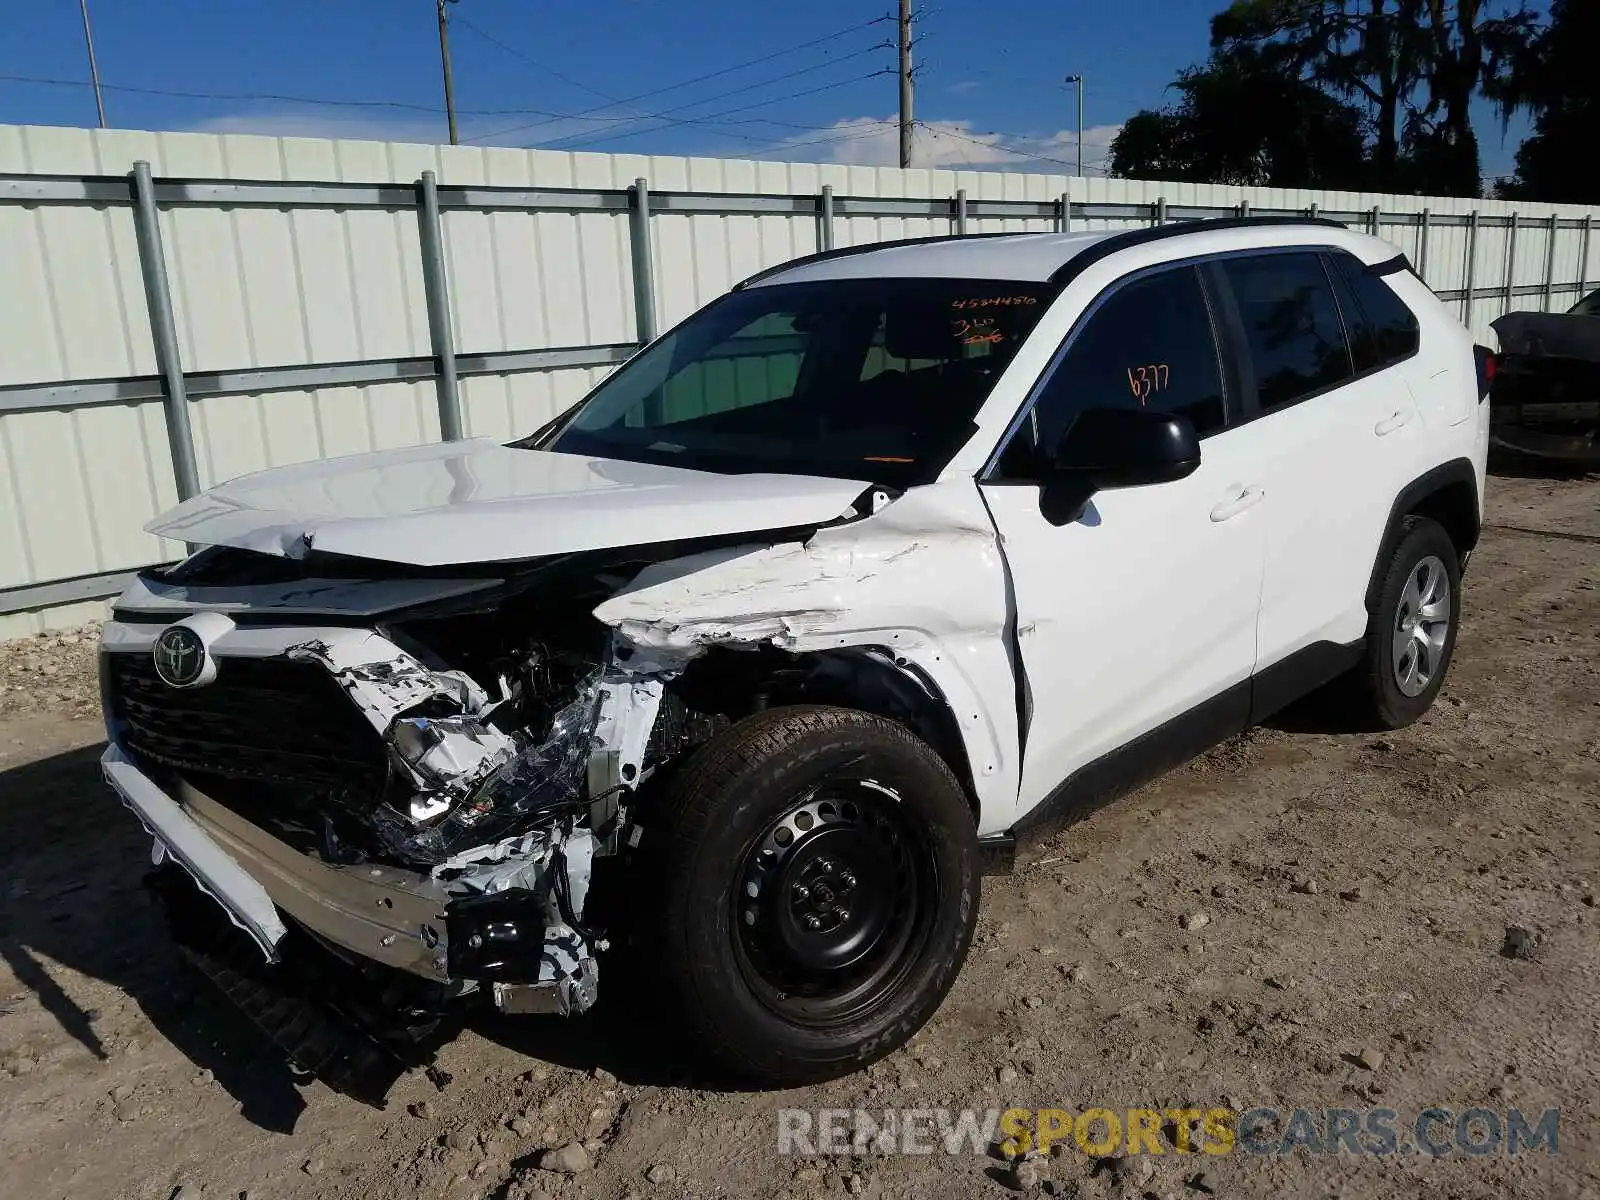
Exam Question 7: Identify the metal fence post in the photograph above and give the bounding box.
[130,160,201,502]
[1542,214,1559,311]
[955,188,968,236]
[416,170,463,442]
[1060,185,1072,233]
[1370,204,1381,236]
[1154,197,1167,227]
[628,177,657,345]
[1581,215,1594,299]
[819,184,835,252]
[1504,211,1521,311]
[1418,209,1431,283]
[1463,210,1480,326]
[1309,202,1320,221]
[1238,198,1251,219]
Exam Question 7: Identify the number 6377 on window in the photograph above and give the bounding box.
[1127,363,1170,404]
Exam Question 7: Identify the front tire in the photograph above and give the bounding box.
[1347,515,1462,728]
[644,705,979,1085]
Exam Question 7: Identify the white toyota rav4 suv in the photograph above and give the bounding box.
[100,218,1491,1101]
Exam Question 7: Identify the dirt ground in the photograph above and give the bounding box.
[1,468,1597,1200]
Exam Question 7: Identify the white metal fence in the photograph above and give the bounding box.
[1,123,1596,637]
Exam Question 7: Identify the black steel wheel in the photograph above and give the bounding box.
[643,705,979,1085]
[732,779,937,1026]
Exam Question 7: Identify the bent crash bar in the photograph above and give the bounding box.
[102,743,456,981]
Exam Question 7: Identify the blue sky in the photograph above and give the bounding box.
[0,0,1531,179]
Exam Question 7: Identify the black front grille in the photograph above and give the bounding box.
[106,651,389,799]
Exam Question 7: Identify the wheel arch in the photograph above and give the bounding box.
[667,645,980,822]
[1364,457,1480,612]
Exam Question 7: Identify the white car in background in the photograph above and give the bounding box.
[99,217,1490,1101]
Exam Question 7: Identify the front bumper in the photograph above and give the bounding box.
[102,742,455,980]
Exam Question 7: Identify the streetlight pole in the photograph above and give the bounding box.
[436,0,459,146]
[1064,74,1084,178]
[79,0,107,129]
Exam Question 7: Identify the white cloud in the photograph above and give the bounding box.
[769,117,1124,175]
[182,108,1123,177]
[949,80,982,96]
[184,109,611,149]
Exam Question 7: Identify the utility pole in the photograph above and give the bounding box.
[1065,75,1084,177]
[897,0,913,169]
[436,0,459,145]
[79,0,107,129]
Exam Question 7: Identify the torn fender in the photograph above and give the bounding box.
[593,479,1023,833]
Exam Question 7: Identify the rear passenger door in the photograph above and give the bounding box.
[1211,250,1423,679]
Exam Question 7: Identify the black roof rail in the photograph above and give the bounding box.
[1044,215,1353,286]
[733,214,1356,291]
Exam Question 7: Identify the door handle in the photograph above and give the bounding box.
[1209,485,1264,523]
[1374,408,1414,436]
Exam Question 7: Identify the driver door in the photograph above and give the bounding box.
[979,263,1267,817]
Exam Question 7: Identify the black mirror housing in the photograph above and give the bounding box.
[1038,407,1201,525]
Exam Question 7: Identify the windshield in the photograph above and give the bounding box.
[542,277,1054,487]
[1571,288,1600,317]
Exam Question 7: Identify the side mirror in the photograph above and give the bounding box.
[1039,406,1201,525]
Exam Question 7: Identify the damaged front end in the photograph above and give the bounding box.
[100,560,694,1077]
[101,480,1017,1101]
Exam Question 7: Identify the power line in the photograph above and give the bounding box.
[2,67,895,159]
[917,120,1108,172]
[467,39,891,146]
[0,72,583,119]
[451,13,624,107]
[463,15,894,144]
[547,69,896,151]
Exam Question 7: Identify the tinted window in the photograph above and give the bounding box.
[995,266,1224,478]
[1220,253,1352,411]
[1571,288,1600,317]
[550,277,1052,488]
[1328,253,1420,371]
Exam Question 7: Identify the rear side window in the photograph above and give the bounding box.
[1218,253,1352,411]
[1327,253,1420,371]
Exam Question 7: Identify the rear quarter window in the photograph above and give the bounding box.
[1327,252,1421,372]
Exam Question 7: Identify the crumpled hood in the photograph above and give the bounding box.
[147,439,871,566]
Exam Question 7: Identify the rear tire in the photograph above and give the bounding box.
[642,705,979,1085]
[1345,515,1462,729]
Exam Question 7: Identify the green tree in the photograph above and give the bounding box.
[1107,43,1371,187]
[1405,0,1538,196]
[1211,0,1430,192]
[1111,0,1538,196]
[1493,0,1600,202]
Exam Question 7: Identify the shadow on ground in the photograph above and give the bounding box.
[0,741,309,1132]
[0,740,719,1120]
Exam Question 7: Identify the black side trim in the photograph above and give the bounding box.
[1010,679,1252,840]
[1369,253,1414,276]
[1249,638,1365,724]
[1363,457,1480,611]
[977,832,1017,876]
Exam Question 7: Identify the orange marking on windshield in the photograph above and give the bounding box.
[863,455,915,463]
[951,295,1040,310]
[953,317,1005,345]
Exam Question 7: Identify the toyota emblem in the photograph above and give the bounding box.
[152,625,210,688]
